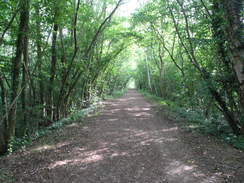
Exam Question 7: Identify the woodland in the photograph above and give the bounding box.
[0,0,244,156]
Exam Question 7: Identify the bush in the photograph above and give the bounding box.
[6,102,100,155]
[139,90,244,150]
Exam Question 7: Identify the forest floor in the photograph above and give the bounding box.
[1,89,244,183]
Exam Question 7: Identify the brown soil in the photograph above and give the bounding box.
[0,89,244,183]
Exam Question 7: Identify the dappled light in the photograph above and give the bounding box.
[1,90,242,182]
[66,123,80,128]
[31,142,72,153]
[166,160,196,176]
[32,145,55,152]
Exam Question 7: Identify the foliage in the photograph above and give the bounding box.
[105,88,128,99]
[0,0,134,154]
[132,0,244,137]
[6,100,101,154]
[140,90,244,150]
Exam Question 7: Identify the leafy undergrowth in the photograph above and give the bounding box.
[6,101,102,155]
[5,89,128,156]
[104,89,128,99]
[139,90,244,150]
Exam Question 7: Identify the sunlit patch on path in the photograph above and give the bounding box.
[0,90,243,183]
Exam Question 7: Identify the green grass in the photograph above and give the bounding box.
[139,90,244,150]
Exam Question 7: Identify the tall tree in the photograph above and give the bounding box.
[5,0,30,153]
[47,4,59,121]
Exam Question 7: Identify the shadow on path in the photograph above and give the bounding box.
[1,90,244,183]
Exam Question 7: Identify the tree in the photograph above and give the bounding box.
[3,0,30,154]
[132,0,244,135]
[0,0,133,155]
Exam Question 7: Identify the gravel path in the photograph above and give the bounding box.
[1,89,244,183]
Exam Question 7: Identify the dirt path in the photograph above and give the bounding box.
[1,90,244,183]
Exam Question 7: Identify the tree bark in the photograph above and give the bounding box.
[212,0,244,134]
[34,4,44,121]
[222,0,244,111]
[0,75,7,154]
[20,23,29,136]
[47,22,58,121]
[6,0,30,152]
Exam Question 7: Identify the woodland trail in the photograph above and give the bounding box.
[1,90,244,183]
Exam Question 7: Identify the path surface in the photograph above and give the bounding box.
[1,90,244,183]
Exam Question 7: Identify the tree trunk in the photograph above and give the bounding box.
[222,0,244,111]
[169,1,244,135]
[47,23,58,121]
[0,76,7,154]
[20,23,29,136]
[145,55,152,92]
[212,0,244,134]
[34,4,44,122]
[5,0,30,152]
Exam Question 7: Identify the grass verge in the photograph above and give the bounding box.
[139,90,244,150]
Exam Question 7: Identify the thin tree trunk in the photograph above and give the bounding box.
[145,55,152,91]
[60,0,123,113]
[0,8,19,46]
[20,26,29,136]
[168,1,243,135]
[0,75,7,154]
[34,4,44,122]
[47,23,58,122]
